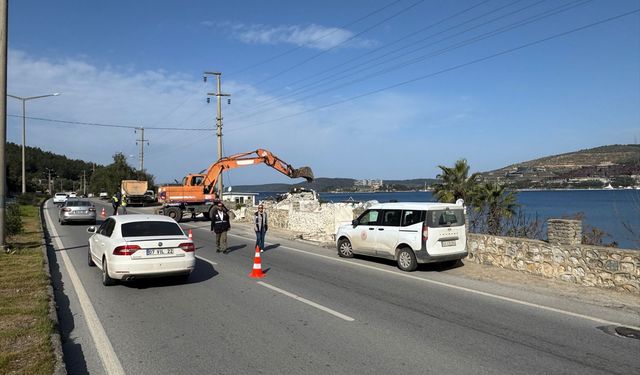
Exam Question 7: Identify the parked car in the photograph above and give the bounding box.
[53,192,68,206]
[99,192,109,200]
[335,201,468,271]
[59,199,97,225]
[68,192,77,198]
[87,214,196,286]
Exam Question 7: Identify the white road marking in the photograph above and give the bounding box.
[43,202,126,375]
[276,244,640,330]
[182,228,639,330]
[196,255,218,266]
[258,281,355,322]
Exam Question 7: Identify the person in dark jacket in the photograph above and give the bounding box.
[254,204,268,252]
[211,202,231,253]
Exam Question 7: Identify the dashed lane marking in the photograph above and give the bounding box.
[258,281,355,322]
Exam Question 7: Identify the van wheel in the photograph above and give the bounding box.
[397,247,417,272]
[102,258,116,286]
[337,238,354,258]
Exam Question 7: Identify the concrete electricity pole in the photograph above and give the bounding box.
[204,71,230,200]
[135,127,149,175]
[0,0,7,251]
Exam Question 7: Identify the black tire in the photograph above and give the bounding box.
[208,206,217,221]
[337,238,354,258]
[397,247,417,272]
[165,207,183,222]
[102,258,116,286]
[88,244,96,267]
[202,212,210,220]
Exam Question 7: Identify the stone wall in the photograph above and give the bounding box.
[467,219,640,294]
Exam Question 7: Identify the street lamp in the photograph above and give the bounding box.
[7,92,60,194]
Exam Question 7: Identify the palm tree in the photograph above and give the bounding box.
[474,182,519,235]
[433,159,481,204]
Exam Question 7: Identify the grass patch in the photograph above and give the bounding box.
[0,203,55,375]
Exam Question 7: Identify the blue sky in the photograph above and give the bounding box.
[6,0,640,186]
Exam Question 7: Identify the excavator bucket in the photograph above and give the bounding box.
[292,166,314,182]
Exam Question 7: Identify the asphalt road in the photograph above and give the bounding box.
[43,199,640,375]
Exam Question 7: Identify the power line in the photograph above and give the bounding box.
[242,0,426,91]
[227,0,405,77]
[229,0,590,122]
[227,8,640,133]
[6,114,214,131]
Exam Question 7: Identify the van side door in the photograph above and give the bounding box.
[375,209,402,257]
[350,209,381,254]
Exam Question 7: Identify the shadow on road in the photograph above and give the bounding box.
[264,243,280,251]
[225,244,247,254]
[353,254,464,272]
[123,257,218,289]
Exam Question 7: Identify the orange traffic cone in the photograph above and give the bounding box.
[100,207,106,218]
[249,245,266,278]
[188,229,193,241]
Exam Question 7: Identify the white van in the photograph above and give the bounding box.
[335,201,467,271]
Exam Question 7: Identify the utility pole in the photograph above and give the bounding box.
[45,168,54,195]
[82,170,86,196]
[0,0,7,250]
[135,127,149,176]
[204,71,230,200]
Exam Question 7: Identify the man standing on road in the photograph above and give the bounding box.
[111,190,121,215]
[211,202,231,253]
[254,204,268,252]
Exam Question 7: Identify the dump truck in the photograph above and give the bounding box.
[121,180,149,206]
[157,149,313,222]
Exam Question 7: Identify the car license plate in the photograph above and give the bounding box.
[76,210,86,214]
[146,248,174,256]
[441,240,456,247]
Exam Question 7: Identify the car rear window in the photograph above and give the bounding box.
[121,221,184,237]
[427,209,465,228]
[67,201,92,207]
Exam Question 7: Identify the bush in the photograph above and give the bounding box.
[16,192,42,206]
[5,203,24,236]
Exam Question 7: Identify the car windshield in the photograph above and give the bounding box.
[121,221,184,237]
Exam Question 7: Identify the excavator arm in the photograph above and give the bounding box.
[201,149,314,192]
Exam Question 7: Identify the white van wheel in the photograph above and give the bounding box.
[337,238,354,258]
[397,247,417,272]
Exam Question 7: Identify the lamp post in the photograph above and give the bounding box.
[7,92,60,193]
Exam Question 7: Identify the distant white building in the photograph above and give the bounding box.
[223,192,258,207]
[354,179,383,189]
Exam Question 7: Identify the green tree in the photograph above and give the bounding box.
[473,182,519,235]
[432,159,480,203]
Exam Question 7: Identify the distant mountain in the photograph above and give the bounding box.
[487,145,640,175]
[232,145,640,191]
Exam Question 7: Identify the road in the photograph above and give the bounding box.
[43,199,640,375]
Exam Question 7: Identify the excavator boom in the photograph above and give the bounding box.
[202,149,314,190]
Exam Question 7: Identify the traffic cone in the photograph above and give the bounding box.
[188,229,193,241]
[249,245,266,278]
[100,207,106,218]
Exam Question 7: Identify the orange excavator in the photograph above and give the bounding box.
[157,149,313,222]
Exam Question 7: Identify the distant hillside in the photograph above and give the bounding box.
[232,177,439,192]
[482,144,640,187]
[488,145,640,174]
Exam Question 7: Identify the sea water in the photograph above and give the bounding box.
[257,189,640,250]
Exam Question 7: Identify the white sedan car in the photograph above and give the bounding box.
[87,214,196,286]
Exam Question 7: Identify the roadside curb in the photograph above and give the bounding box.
[39,199,66,375]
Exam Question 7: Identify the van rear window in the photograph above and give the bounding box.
[427,209,464,228]
[122,221,184,237]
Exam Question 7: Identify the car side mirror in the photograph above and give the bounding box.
[351,219,358,227]
[87,226,97,233]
